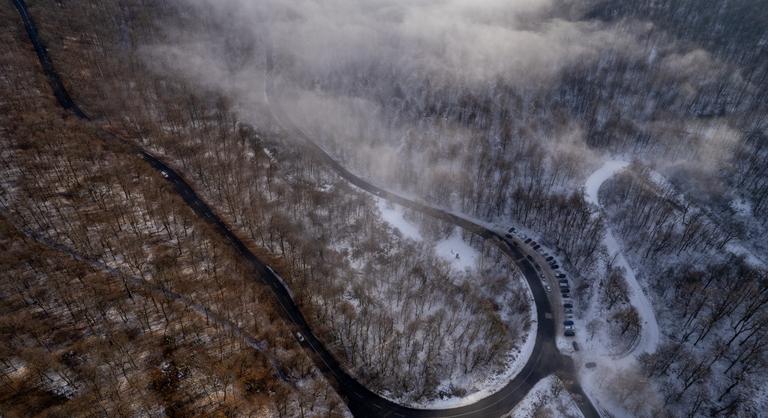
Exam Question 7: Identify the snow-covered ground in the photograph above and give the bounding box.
[506,375,584,418]
[584,159,660,356]
[435,228,480,272]
[376,198,423,241]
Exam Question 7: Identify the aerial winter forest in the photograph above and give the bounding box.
[1,0,766,417]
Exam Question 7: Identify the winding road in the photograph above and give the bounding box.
[9,1,599,416]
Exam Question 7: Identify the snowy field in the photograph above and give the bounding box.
[376,198,423,241]
[435,228,480,272]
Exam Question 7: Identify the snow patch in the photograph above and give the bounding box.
[376,198,422,241]
[435,228,479,272]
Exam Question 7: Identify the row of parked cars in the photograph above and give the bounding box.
[505,227,576,337]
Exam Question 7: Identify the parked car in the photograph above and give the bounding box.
[545,256,554,262]
[526,255,534,261]
[564,308,574,314]
[564,324,575,331]
[524,238,533,244]
[505,233,513,238]
[508,227,516,233]
[564,330,575,337]
[556,273,566,279]
[563,320,574,326]
[550,264,560,269]
[572,341,580,351]
[559,280,569,285]
[544,284,551,292]
[533,244,541,250]
[563,303,573,309]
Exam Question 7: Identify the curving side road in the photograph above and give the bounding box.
[10,1,599,416]
[263,37,601,418]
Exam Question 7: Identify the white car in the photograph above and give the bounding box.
[295,332,305,342]
[160,170,169,179]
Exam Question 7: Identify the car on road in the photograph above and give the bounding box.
[295,332,305,343]
[544,284,551,292]
[161,170,169,178]
[564,330,575,337]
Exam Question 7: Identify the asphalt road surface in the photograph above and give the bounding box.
[10,1,599,416]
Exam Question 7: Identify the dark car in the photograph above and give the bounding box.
[526,255,534,262]
[550,264,560,269]
[532,244,541,250]
[564,330,575,337]
[561,290,570,296]
[563,302,573,308]
[545,256,554,261]
[559,279,569,284]
[563,320,574,326]
[508,227,516,233]
[556,273,566,279]
[505,233,512,238]
[524,238,532,244]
